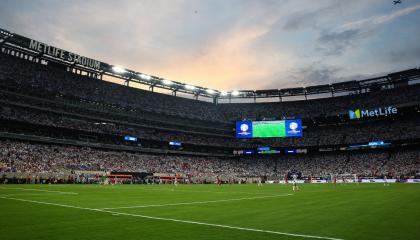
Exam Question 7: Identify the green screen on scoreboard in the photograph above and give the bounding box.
[252,121,286,138]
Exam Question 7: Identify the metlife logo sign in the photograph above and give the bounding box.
[349,106,397,120]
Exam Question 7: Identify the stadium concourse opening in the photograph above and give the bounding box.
[1,13,420,240]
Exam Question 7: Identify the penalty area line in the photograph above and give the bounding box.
[101,194,293,210]
[0,193,76,197]
[0,196,344,240]
[0,187,79,195]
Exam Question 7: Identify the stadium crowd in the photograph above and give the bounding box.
[1,51,420,183]
[1,53,420,123]
[1,141,419,179]
[1,101,418,148]
[1,53,419,150]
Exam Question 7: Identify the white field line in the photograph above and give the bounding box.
[98,186,279,196]
[0,196,344,240]
[101,194,293,210]
[0,187,79,195]
[0,193,75,197]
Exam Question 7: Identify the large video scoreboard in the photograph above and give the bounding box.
[236,120,302,139]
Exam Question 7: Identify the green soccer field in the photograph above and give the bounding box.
[1,184,419,240]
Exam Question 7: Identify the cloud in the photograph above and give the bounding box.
[283,1,345,31]
[316,3,420,56]
[340,4,420,31]
[315,29,362,56]
[141,26,296,90]
[288,63,342,86]
[0,0,420,91]
[386,45,420,64]
[287,62,390,88]
[281,0,375,32]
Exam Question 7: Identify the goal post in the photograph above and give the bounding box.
[331,174,358,183]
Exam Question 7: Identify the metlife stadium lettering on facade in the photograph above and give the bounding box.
[349,106,398,120]
[28,39,101,70]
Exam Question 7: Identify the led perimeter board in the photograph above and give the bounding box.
[236,120,302,139]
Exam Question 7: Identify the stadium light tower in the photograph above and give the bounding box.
[232,90,240,96]
[139,73,152,80]
[162,79,173,85]
[206,89,215,94]
[185,85,196,90]
[112,66,126,73]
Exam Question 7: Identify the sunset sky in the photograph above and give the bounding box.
[1,0,419,91]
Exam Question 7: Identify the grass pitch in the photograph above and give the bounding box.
[0,183,419,240]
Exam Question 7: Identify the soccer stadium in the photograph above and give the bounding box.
[0,1,420,240]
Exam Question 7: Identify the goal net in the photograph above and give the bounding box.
[331,174,358,183]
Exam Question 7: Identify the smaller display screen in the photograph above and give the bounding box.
[124,136,138,142]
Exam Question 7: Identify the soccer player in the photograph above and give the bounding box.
[257,179,263,187]
[292,174,300,191]
[384,175,390,186]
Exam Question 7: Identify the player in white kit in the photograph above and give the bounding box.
[292,174,300,191]
[383,175,389,186]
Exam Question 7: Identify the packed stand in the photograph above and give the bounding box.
[1,141,419,179]
[1,53,420,123]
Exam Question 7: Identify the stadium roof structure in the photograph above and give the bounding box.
[1,27,420,103]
